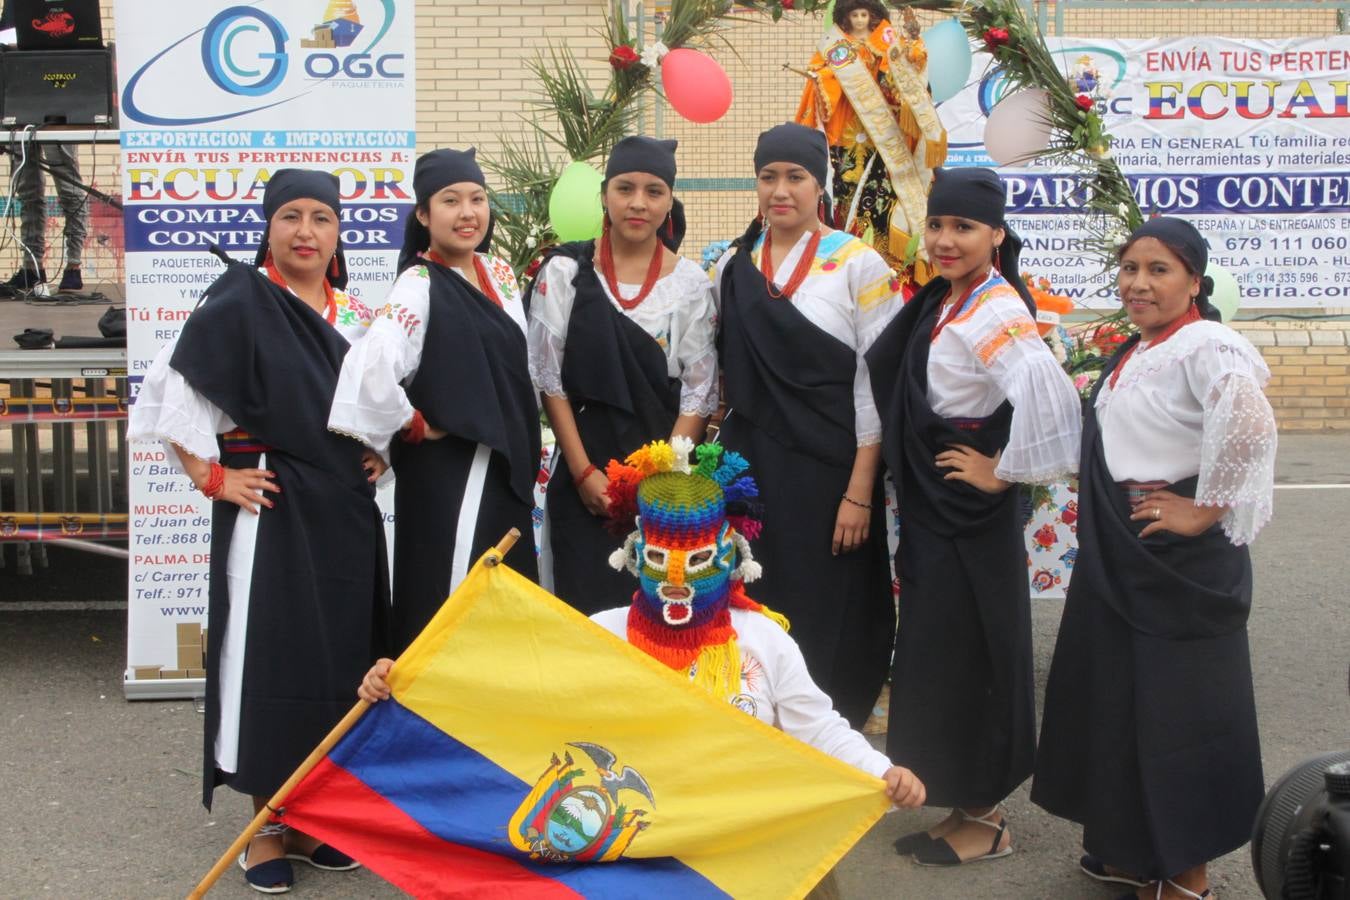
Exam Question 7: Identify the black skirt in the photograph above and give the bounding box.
[389,435,538,653]
[867,276,1037,807]
[1031,346,1262,877]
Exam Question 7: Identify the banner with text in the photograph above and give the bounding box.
[940,36,1350,308]
[117,0,414,697]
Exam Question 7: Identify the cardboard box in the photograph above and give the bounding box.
[186,668,206,679]
[177,643,204,670]
[132,666,162,680]
[159,669,187,679]
[176,622,199,644]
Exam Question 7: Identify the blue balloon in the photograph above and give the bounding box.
[922,18,972,104]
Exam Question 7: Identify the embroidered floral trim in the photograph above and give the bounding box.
[975,315,1039,367]
[376,301,424,338]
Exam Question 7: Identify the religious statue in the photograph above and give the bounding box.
[795,1,947,289]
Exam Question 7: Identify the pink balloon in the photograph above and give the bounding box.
[661,48,732,124]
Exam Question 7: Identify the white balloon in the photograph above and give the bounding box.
[983,88,1053,166]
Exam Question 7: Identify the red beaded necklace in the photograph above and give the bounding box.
[760,227,822,301]
[597,226,664,311]
[265,261,335,324]
[1108,302,1203,389]
[426,250,502,307]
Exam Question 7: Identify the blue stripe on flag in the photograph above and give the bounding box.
[329,698,730,898]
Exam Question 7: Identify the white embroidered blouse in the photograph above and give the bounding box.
[328,254,526,457]
[926,269,1082,485]
[528,254,719,418]
[1095,319,1276,546]
[130,274,376,470]
[590,606,893,779]
[713,229,903,447]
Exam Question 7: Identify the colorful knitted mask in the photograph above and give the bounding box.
[606,438,785,701]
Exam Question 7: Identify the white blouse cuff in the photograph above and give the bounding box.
[328,331,415,457]
[527,317,568,398]
[128,363,226,464]
[994,354,1082,485]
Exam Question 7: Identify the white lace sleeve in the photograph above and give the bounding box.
[327,268,429,457]
[673,263,719,417]
[957,291,1082,484]
[526,256,579,398]
[848,247,903,447]
[1190,342,1277,545]
[128,342,234,470]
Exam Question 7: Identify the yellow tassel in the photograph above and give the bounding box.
[897,103,921,143]
[756,604,791,633]
[691,638,742,700]
[926,133,948,167]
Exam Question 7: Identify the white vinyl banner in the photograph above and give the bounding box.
[118,0,414,697]
[939,36,1350,307]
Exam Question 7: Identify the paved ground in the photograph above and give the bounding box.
[2,434,1347,899]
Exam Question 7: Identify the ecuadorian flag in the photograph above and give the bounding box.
[279,549,891,899]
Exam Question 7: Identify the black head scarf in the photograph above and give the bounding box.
[926,166,1035,315]
[1120,216,1220,321]
[603,135,686,252]
[606,136,677,187]
[253,168,348,289]
[398,148,495,272]
[753,123,830,190]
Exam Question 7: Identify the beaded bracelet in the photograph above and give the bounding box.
[201,462,226,500]
[841,494,871,511]
[574,463,598,486]
[400,409,427,445]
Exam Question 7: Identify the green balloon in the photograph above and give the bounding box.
[1208,264,1241,322]
[822,0,835,31]
[549,162,604,242]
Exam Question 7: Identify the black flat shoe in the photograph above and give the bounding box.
[892,830,934,855]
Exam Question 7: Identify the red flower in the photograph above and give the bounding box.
[781,0,795,9]
[609,45,639,70]
[1074,93,1094,111]
[983,27,1010,51]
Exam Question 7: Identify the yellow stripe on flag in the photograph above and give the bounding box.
[387,552,891,900]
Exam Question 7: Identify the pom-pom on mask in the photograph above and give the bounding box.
[606,437,764,629]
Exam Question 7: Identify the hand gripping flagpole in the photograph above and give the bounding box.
[187,528,522,898]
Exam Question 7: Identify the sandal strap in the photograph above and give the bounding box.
[1164,880,1211,900]
[958,805,1007,856]
[258,822,289,838]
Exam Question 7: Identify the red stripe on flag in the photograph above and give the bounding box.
[282,757,583,900]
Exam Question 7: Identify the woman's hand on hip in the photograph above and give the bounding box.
[936,444,1011,495]
[1131,489,1227,538]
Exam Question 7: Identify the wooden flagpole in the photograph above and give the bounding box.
[186,528,522,898]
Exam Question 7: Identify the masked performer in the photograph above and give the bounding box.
[130,169,387,893]
[866,167,1081,867]
[1031,218,1276,900]
[528,136,717,613]
[795,0,945,286]
[360,438,926,897]
[712,123,903,729]
[329,148,540,654]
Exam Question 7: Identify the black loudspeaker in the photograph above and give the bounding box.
[0,48,114,127]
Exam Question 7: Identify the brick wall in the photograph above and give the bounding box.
[20,1,1350,431]
[1233,322,1350,432]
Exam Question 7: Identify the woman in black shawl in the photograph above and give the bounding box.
[711,123,903,729]
[866,167,1081,866]
[527,136,717,613]
[1031,217,1277,900]
[330,148,541,653]
[129,169,388,892]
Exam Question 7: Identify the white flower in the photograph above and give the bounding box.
[525,235,537,249]
[640,41,669,69]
